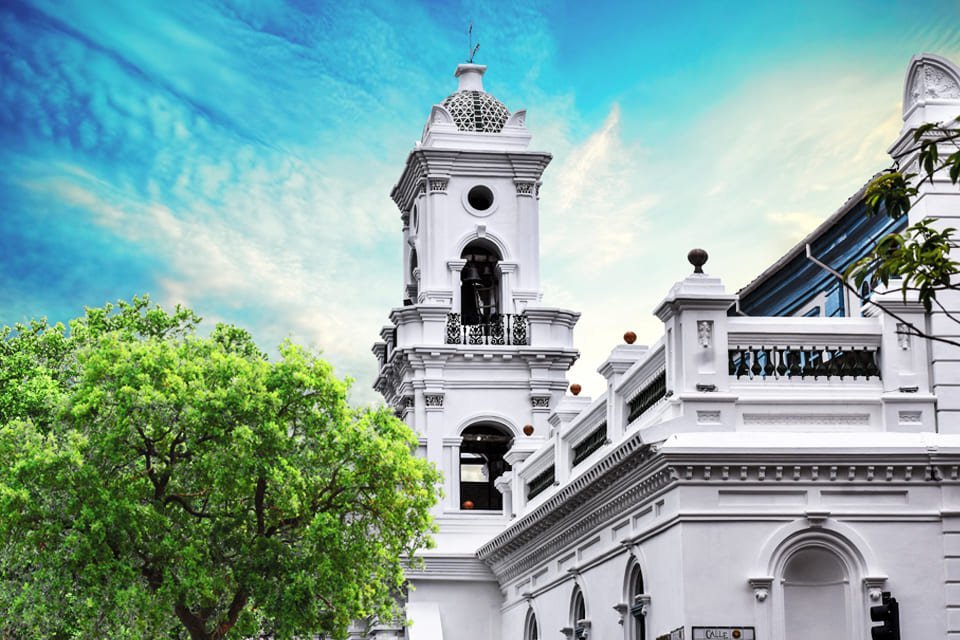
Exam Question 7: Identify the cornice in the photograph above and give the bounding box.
[479,439,960,583]
[477,433,654,564]
[391,148,552,213]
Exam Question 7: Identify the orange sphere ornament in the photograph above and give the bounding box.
[462,500,474,510]
[624,331,637,344]
[570,383,582,396]
[523,424,535,436]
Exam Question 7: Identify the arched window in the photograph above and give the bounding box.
[782,546,849,640]
[524,608,539,640]
[460,240,501,325]
[459,423,513,511]
[406,248,419,305]
[571,586,588,640]
[627,564,646,640]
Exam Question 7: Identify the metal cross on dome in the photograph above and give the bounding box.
[468,22,480,63]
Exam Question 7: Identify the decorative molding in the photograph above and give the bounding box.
[898,411,922,424]
[896,323,911,350]
[424,393,444,408]
[515,181,535,196]
[805,510,830,527]
[633,593,651,618]
[576,619,591,639]
[748,577,773,602]
[742,413,869,426]
[531,396,550,408]
[697,320,713,348]
[668,463,947,484]
[909,61,960,108]
[428,177,449,193]
[863,576,888,601]
[613,602,628,625]
[696,410,721,424]
[403,555,497,581]
[484,463,670,581]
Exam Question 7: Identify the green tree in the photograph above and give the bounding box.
[0,297,440,639]
[847,115,960,345]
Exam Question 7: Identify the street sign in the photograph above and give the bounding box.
[691,628,756,640]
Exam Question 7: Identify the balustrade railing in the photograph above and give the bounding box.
[572,422,608,467]
[527,465,555,500]
[627,370,667,424]
[728,345,880,381]
[445,313,529,346]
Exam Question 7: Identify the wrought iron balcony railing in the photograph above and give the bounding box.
[445,313,529,346]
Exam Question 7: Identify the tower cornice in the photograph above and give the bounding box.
[391,148,552,214]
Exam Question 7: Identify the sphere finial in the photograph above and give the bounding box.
[687,248,708,274]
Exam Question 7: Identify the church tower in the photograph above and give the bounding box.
[371,63,580,639]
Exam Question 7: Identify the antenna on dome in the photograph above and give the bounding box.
[467,22,480,63]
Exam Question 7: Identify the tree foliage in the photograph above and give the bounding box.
[0,297,440,639]
[848,116,960,317]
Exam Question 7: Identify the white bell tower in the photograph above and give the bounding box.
[371,62,580,639]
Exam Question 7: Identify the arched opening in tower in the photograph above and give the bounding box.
[459,423,513,511]
[407,248,419,304]
[460,240,501,325]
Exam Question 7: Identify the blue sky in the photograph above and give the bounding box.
[2,0,960,402]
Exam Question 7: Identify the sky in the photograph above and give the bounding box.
[2,0,960,403]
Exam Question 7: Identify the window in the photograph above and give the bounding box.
[467,185,495,211]
[572,587,588,640]
[627,564,646,640]
[459,424,512,510]
[524,609,539,640]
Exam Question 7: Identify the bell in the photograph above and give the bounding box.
[462,262,482,286]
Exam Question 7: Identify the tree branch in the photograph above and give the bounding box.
[211,589,248,640]
[805,246,960,348]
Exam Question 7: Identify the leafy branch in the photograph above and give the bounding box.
[845,115,960,326]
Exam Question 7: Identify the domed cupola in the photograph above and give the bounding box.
[441,64,511,133]
[420,63,531,150]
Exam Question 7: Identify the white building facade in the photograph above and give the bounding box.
[372,54,960,640]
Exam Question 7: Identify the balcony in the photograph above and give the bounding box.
[445,312,528,346]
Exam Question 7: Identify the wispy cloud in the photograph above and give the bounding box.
[2,0,960,406]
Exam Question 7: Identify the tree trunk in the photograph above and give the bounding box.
[174,589,248,640]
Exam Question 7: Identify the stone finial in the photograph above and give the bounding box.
[688,248,708,274]
[570,383,582,396]
[623,331,637,344]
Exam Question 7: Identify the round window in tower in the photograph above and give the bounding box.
[466,185,495,213]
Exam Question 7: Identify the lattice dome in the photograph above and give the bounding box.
[441,90,511,133]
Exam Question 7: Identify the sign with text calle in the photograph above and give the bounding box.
[692,628,755,640]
